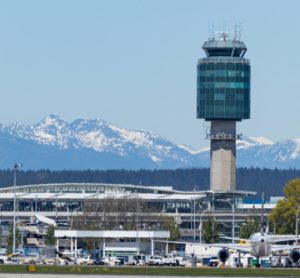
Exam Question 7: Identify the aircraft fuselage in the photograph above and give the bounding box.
[249,233,272,258]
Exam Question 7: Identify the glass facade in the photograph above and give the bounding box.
[197,61,250,120]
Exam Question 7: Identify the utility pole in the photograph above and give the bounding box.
[232,198,235,243]
[193,189,196,241]
[296,206,300,238]
[135,191,140,255]
[260,192,265,235]
[13,163,22,254]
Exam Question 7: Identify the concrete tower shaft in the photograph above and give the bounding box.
[210,121,236,191]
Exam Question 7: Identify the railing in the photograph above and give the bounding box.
[199,57,250,64]
[206,133,242,140]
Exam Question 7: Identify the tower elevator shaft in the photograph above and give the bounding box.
[210,120,236,191]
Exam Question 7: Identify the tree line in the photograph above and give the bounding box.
[0,167,300,199]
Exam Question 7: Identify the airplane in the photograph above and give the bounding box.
[208,232,300,266]
[157,194,300,266]
[210,192,300,266]
[156,231,300,266]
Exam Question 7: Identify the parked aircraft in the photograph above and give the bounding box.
[157,194,300,266]
[208,193,300,265]
[210,232,300,265]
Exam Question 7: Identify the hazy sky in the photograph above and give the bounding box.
[0,0,299,149]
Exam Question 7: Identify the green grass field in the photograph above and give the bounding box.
[0,265,300,276]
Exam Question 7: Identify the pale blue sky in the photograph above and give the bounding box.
[0,0,299,149]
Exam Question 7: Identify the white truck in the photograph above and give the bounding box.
[128,255,146,266]
[163,255,177,266]
[146,255,164,266]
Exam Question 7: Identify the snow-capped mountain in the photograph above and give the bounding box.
[237,137,300,168]
[0,115,300,170]
[0,115,206,170]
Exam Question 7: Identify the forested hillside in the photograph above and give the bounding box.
[1,168,300,199]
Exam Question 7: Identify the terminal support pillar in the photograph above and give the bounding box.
[75,237,77,259]
[56,238,59,258]
[166,242,169,255]
[70,237,74,254]
[102,239,106,258]
[151,239,154,256]
[210,120,236,191]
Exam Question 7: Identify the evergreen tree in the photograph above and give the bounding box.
[202,214,219,243]
[45,225,56,246]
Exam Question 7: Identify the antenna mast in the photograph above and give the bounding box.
[234,23,242,41]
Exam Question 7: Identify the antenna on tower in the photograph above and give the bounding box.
[234,23,242,41]
[208,22,212,40]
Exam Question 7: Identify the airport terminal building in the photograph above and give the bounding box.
[0,182,272,243]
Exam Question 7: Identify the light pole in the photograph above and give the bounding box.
[296,206,300,238]
[135,191,140,255]
[55,193,58,223]
[193,189,196,241]
[13,163,22,254]
[232,199,235,243]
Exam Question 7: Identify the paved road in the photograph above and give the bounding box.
[0,275,206,278]
[0,275,225,278]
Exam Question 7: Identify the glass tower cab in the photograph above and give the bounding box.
[197,33,250,120]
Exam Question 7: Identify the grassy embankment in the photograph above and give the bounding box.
[0,265,300,276]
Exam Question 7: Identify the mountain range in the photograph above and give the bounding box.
[0,115,299,170]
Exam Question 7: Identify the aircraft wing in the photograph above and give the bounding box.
[270,235,300,243]
[206,243,251,253]
[153,240,251,253]
[271,245,300,253]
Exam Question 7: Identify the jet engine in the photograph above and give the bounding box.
[217,248,230,263]
[289,250,300,264]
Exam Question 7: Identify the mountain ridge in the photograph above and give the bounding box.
[0,115,300,170]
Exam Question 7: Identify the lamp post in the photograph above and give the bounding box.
[13,163,22,254]
[193,189,196,241]
[135,191,140,255]
[232,200,235,243]
[296,206,300,238]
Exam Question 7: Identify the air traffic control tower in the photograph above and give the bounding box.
[197,32,250,192]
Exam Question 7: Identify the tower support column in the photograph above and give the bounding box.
[210,120,236,192]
